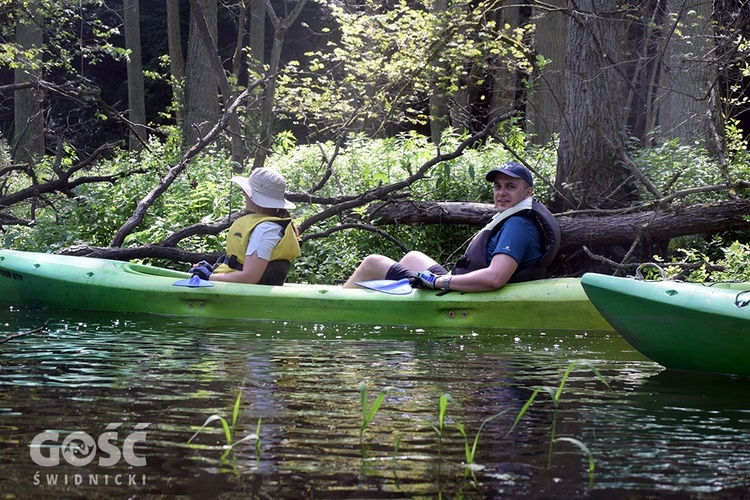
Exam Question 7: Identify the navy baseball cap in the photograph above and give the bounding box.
[485,162,533,186]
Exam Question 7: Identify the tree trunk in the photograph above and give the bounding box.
[166,0,185,128]
[242,0,266,164]
[252,0,308,170]
[124,0,147,151]
[656,0,718,149]
[489,0,521,122]
[428,0,449,144]
[183,0,219,146]
[13,4,44,166]
[526,0,565,146]
[555,0,628,210]
[248,0,265,70]
[64,198,750,271]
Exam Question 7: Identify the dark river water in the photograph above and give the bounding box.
[1,306,750,499]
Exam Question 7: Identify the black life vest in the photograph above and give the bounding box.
[451,199,560,283]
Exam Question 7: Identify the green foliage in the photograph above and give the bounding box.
[276,0,536,135]
[3,134,232,260]
[267,130,546,283]
[667,240,750,282]
[0,0,123,74]
[5,124,748,284]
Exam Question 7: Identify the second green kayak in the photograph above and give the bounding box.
[582,272,750,376]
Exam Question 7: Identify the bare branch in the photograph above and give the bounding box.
[300,222,409,253]
[0,142,121,208]
[0,321,49,345]
[110,84,256,247]
[296,109,518,233]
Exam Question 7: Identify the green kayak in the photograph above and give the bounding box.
[582,273,750,376]
[0,249,613,331]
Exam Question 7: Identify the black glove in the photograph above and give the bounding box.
[196,260,215,271]
[413,270,439,289]
[191,260,214,280]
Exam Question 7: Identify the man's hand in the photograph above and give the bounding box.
[413,270,439,289]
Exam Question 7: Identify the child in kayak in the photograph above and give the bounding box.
[343,162,559,293]
[192,168,301,285]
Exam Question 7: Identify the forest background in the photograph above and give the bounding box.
[1,0,750,284]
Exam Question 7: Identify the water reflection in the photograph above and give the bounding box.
[1,307,749,498]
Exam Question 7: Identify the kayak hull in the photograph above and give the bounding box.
[0,250,613,331]
[581,273,750,375]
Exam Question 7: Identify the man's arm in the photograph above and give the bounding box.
[436,253,518,292]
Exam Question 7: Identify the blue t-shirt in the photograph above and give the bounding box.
[487,216,543,271]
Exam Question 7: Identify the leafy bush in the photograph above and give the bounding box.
[666,240,750,282]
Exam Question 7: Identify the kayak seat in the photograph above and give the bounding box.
[259,259,291,286]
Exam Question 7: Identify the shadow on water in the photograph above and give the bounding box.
[1,307,749,498]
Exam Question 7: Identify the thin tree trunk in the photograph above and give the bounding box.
[428,0,449,144]
[124,0,147,151]
[656,0,718,149]
[526,0,565,146]
[183,0,219,146]
[166,0,185,128]
[13,4,44,165]
[252,0,308,170]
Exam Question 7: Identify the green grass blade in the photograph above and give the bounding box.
[231,388,243,429]
[359,381,367,424]
[554,437,596,473]
[470,410,509,460]
[367,389,388,422]
[187,414,231,445]
[507,388,540,437]
[231,433,259,447]
[359,383,391,438]
[438,393,456,432]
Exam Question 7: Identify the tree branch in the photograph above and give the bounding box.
[300,222,409,252]
[0,321,49,345]
[109,84,256,247]
[296,109,518,233]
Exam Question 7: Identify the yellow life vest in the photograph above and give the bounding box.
[213,213,301,274]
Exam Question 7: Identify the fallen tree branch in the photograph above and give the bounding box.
[366,198,750,254]
[0,142,122,208]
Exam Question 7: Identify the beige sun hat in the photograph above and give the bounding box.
[231,168,295,210]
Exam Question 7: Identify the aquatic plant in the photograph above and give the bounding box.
[455,409,510,469]
[188,383,260,459]
[427,393,455,456]
[359,381,391,442]
[507,360,610,474]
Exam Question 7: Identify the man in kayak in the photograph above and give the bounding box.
[191,168,301,285]
[343,162,560,292]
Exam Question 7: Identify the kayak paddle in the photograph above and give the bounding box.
[173,274,214,287]
[355,278,413,295]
